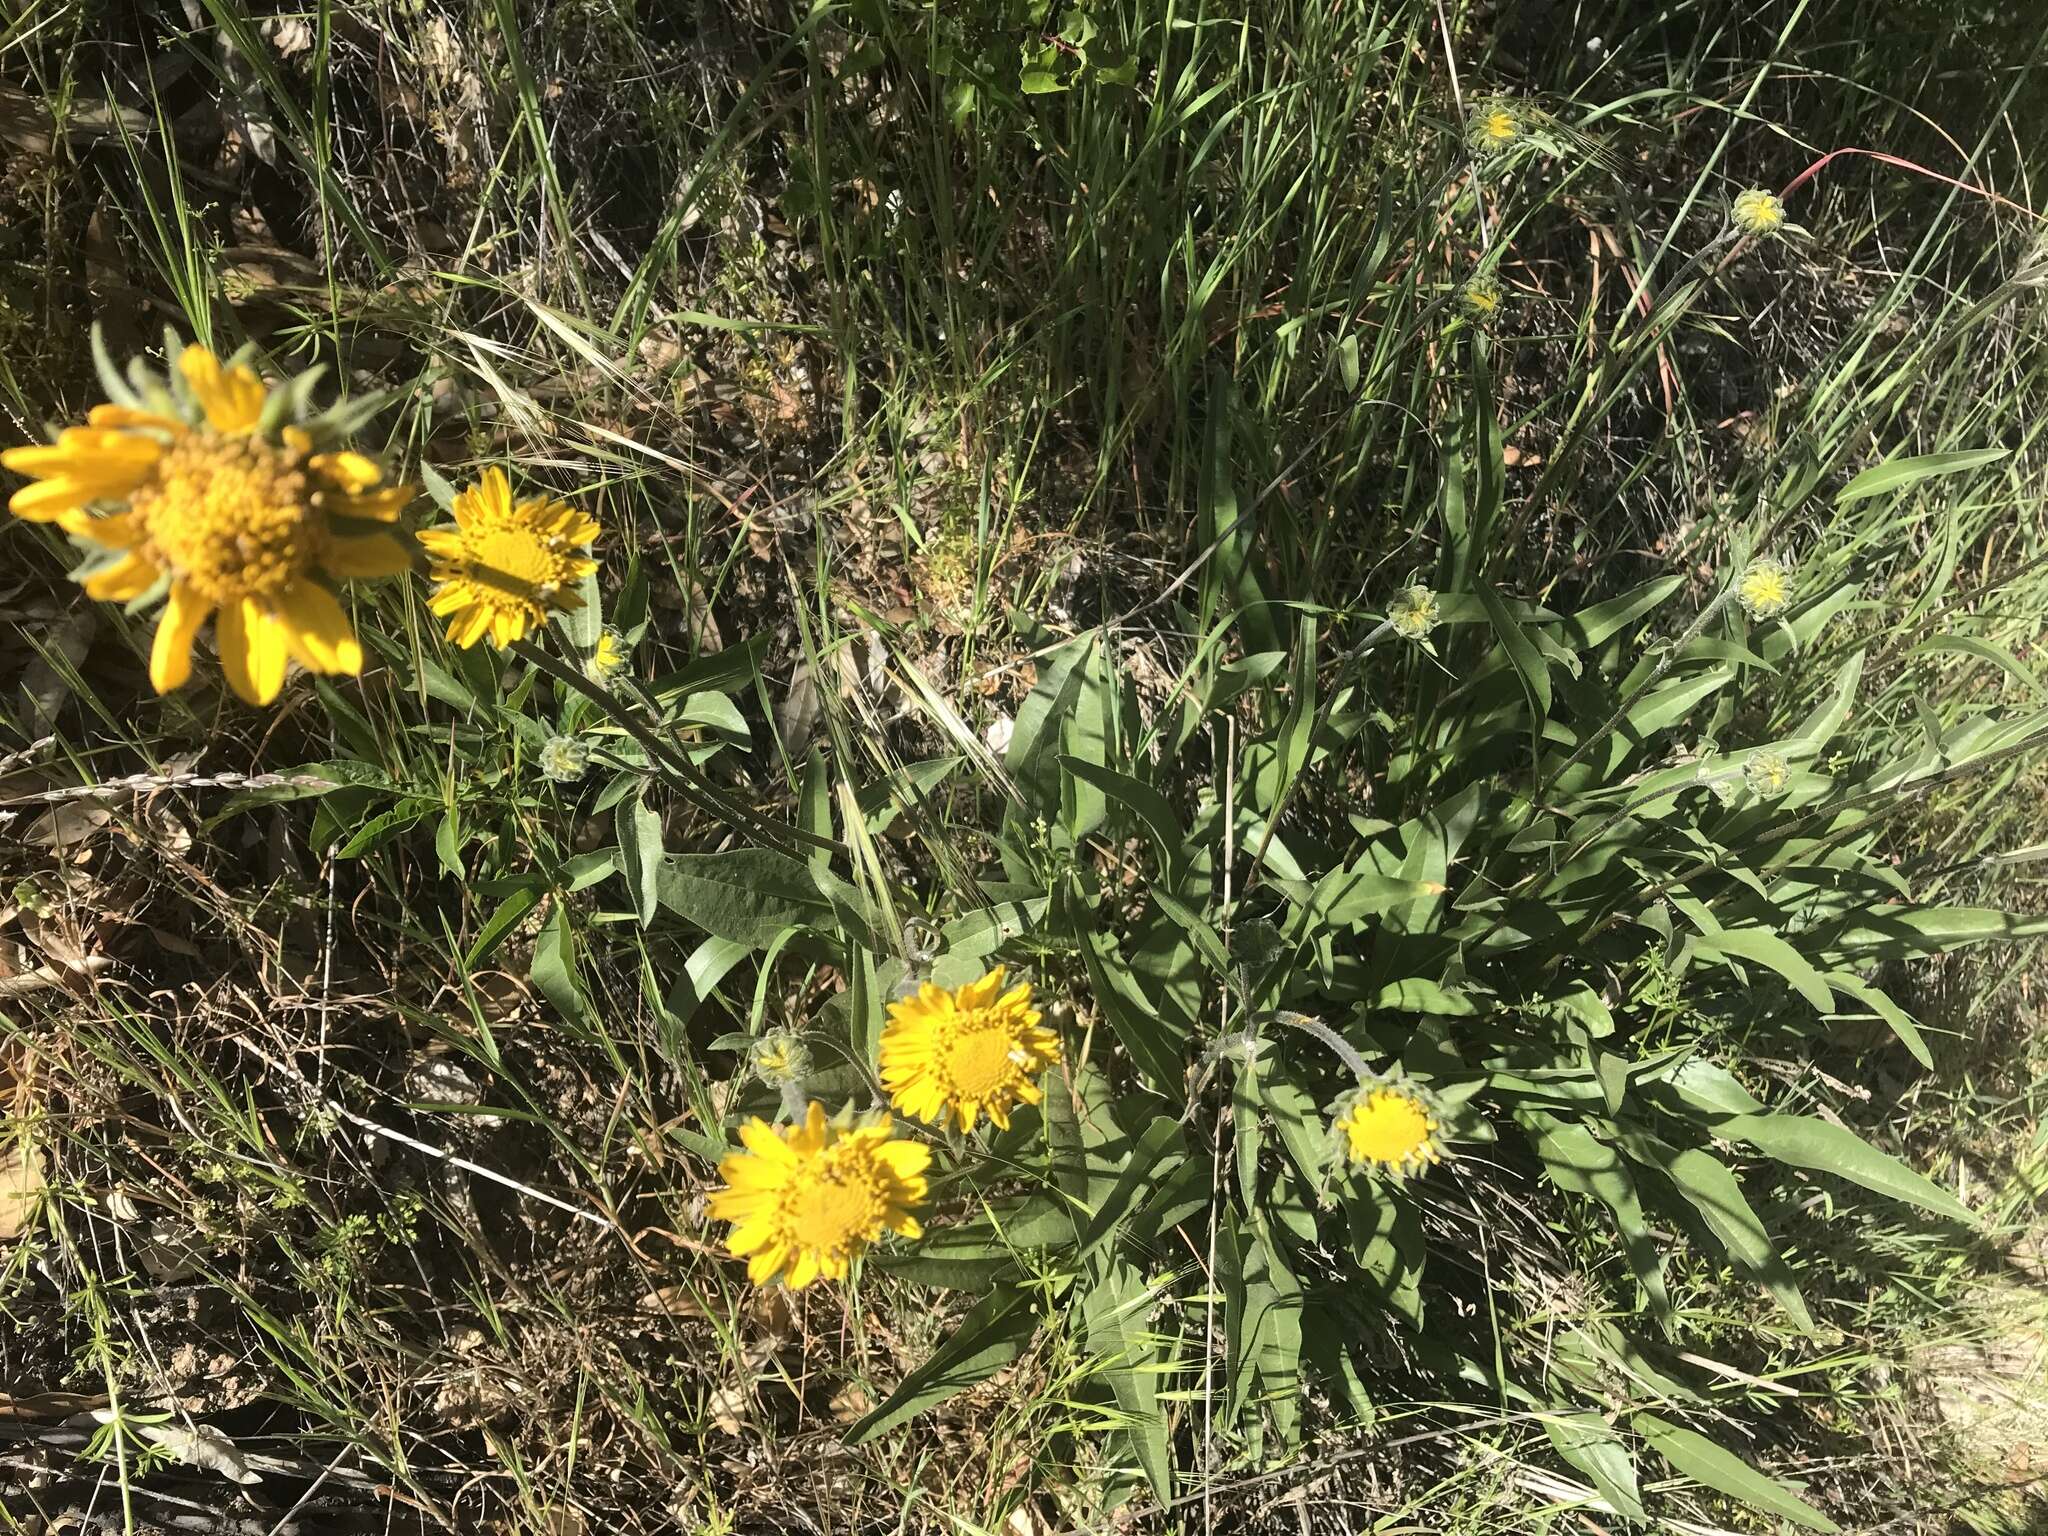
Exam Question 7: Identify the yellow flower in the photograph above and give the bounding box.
[1735,556,1794,619]
[419,468,600,649]
[750,1030,809,1087]
[1730,188,1786,236]
[709,1102,930,1289]
[1333,1077,1444,1179]
[0,343,413,705]
[1468,100,1524,155]
[1459,276,1502,319]
[880,967,1062,1133]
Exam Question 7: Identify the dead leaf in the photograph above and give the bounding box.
[0,1138,42,1241]
[707,1384,749,1436]
[0,1045,43,1242]
[94,1413,262,1485]
[828,1384,871,1423]
[24,800,113,851]
[638,1285,709,1319]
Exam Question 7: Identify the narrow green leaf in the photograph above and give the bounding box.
[1719,1112,1970,1223]
[466,881,545,969]
[1824,972,1933,1068]
[530,898,588,1024]
[1479,581,1550,763]
[1642,1139,1814,1333]
[844,1286,1040,1444]
[1544,1410,1647,1520]
[1060,755,1185,886]
[1691,928,1834,1012]
[1834,447,2008,504]
[1080,1259,1174,1500]
[1560,576,1684,651]
[1522,1115,1672,1326]
[1635,1413,1840,1532]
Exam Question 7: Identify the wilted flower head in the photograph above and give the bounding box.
[1467,98,1524,155]
[1735,556,1794,619]
[1730,188,1787,237]
[537,733,591,783]
[1388,584,1442,640]
[1459,275,1503,321]
[1331,1072,1446,1180]
[1743,748,1791,798]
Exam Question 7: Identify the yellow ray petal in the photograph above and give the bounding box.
[150,583,214,694]
[324,484,415,523]
[322,532,413,578]
[87,404,185,433]
[82,551,161,601]
[219,597,291,704]
[275,583,363,675]
[308,450,382,492]
[454,466,513,527]
[180,345,266,434]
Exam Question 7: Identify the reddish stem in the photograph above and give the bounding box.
[1781,146,2037,219]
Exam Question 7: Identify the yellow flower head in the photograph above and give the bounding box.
[0,340,414,705]
[750,1030,809,1087]
[708,1102,930,1290]
[1730,188,1786,236]
[1468,99,1524,155]
[419,468,600,649]
[1735,555,1794,619]
[536,733,590,784]
[880,967,1062,1134]
[1459,275,1502,320]
[1332,1075,1445,1179]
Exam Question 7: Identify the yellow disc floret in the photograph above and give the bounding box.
[880,967,1062,1134]
[708,1102,930,1290]
[1735,555,1794,619]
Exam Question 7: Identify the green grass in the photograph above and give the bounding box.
[2,0,2047,1532]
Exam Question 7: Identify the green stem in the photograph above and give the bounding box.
[510,638,846,863]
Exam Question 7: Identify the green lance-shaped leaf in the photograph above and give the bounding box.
[1720,1113,1968,1223]
[1543,1410,1647,1521]
[1521,1113,1672,1328]
[1688,927,1834,1012]
[1634,1413,1840,1532]
[617,789,664,925]
[654,848,830,948]
[1834,446,2008,504]
[1627,1135,1814,1334]
[1080,1258,1174,1501]
[844,1284,1041,1444]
